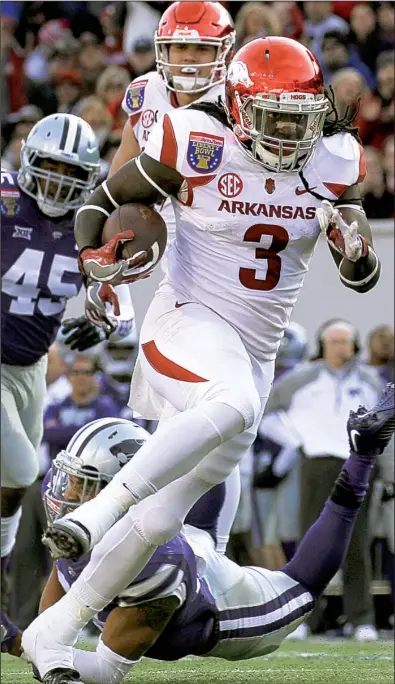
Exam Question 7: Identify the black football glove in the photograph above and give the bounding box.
[61,316,110,352]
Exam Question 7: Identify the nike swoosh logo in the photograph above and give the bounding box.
[295,186,317,196]
[349,429,360,452]
[175,301,193,308]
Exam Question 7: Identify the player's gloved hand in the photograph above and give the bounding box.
[317,200,368,262]
[79,232,146,284]
[61,316,109,351]
[85,282,120,334]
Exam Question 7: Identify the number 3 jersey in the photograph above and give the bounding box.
[144,110,366,362]
[1,171,83,366]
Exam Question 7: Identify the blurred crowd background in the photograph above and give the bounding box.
[1,0,394,218]
[1,0,394,642]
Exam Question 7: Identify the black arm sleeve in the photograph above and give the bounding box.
[74,154,184,251]
[327,183,381,292]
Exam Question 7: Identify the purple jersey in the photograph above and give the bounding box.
[1,170,83,366]
[56,534,218,660]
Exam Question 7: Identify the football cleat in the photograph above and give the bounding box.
[43,520,91,561]
[347,383,395,455]
[1,609,19,653]
[42,668,82,684]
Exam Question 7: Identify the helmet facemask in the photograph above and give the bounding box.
[44,451,108,524]
[18,147,100,217]
[231,92,329,173]
[155,32,234,94]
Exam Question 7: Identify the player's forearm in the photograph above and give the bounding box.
[74,155,183,253]
[39,565,65,614]
[108,120,141,178]
[330,207,381,293]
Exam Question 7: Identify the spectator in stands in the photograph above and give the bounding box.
[43,354,120,462]
[320,30,376,88]
[383,135,394,194]
[1,16,26,119]
[252,323,308,576]
[360,146,394,219]
[54,69,83,114]
[302,1,349,63]
[77,32,107,95]
[234,2,282,49]
[360,51,394,150]
[349,3,390,73]
[377,2,395,46]
[1,104,42,156]
[122,1,161,58]
[27,36,81,116]
[1,132,24,172]
[367,325,394,384]
[24,19,72,86]
[331,67,367,116]
[95,65,129,132]
[100,130,123,169]
[263,319,385,641]
[73,95,113,150]
[126,37,156,79]
[270,2,304,41]
[99,3,129,68]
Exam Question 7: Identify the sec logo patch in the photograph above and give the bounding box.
[218,173,243,198]
[142,109,156,129]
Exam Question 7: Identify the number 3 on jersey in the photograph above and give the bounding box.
[2,248,80,316]
[239,224,289,291]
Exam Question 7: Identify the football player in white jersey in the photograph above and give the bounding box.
[109,0,235,251]
[107,1,242,552]
[25,36,382,678]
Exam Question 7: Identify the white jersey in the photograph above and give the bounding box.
[122,71,224,255]
[144,109,365,362]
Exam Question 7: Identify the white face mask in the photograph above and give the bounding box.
[36,187,69,217]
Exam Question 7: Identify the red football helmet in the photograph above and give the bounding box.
[225,37,329,173]
[155,1,235,94]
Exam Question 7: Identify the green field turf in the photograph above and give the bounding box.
[1,638,393,684]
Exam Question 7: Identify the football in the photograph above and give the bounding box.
[101,203,167,274]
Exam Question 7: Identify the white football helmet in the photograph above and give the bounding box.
[44,417,149,523]
[18,113,100,217]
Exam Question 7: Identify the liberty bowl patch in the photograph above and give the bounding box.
[125,80,148,112]
[1,189,21,215]
[187,132,224,173]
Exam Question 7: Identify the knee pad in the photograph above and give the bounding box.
[201,386,261,432]
[129,498,183,547]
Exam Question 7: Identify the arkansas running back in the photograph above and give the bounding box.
[32,40,381,682]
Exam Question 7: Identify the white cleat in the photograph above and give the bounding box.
[21,607,76,680]
[43,519,92,561]
[353,624,378,642]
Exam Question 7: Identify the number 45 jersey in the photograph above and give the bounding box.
[1,171,83,366]
[144,110,365,363]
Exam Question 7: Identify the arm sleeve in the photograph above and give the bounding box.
[108,284,135,342]
[73,638,138,684]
